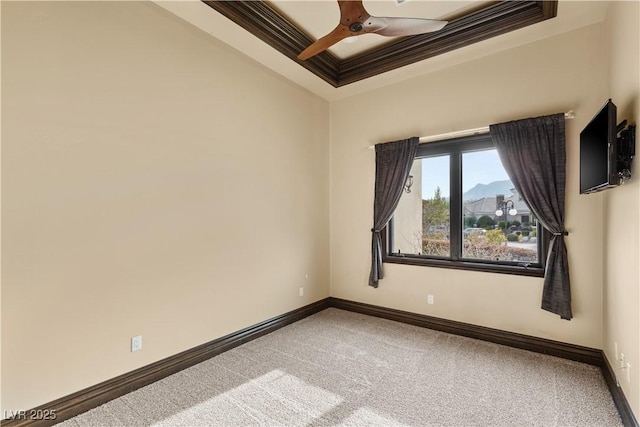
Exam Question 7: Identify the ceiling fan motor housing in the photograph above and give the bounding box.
[349,22,364,33]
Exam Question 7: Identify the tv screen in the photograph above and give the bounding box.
[580,100,618,194]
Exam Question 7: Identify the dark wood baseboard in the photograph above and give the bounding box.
[601,351,639,427]
[329,297,602,365]
[4,296,637,426]
[1,298,331,427]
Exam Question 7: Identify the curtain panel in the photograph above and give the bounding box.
[490,113,572,320]
[369,137,419,287]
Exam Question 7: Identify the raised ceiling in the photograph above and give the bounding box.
[203,1,557,87]
[154,1,610,101]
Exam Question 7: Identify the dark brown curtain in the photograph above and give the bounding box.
[490,113,572,320]
[369,137,419,287]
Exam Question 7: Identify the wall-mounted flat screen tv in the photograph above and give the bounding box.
[580,99,619,194]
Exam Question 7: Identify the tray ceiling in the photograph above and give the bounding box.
[202,1,557,87]
[153,1,610,101]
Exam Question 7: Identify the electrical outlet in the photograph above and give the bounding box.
[427,295,434,305]
[299,287,304,297]
[131,335,142,352]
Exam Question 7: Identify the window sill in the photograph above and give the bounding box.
[384,254,545,278]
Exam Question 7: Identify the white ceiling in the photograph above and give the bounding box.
[154,1,610,102]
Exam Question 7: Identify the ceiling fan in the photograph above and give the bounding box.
[297,0,448,60]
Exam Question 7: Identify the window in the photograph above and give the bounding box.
[384,134,547,277]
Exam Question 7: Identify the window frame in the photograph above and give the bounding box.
[382,133,548,278]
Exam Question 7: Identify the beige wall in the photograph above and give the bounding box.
[603,0,640,416]
[1,1,330,412]
[331,24,609,348]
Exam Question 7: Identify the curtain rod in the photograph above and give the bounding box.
[368,110,574,148]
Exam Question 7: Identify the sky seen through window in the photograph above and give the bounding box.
[421,149,510,199]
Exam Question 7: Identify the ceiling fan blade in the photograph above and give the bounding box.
[298,24,349,60]
[366,16,448,37]
[338,0,369,26]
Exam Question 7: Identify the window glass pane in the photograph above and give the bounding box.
[392,155,450,257]
[462,149,538,263]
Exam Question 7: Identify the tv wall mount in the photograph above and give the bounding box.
[616,120,636,183]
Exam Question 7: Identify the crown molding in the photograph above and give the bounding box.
[203,1,557,87]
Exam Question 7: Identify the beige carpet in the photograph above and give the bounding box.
[57,308,622,426]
